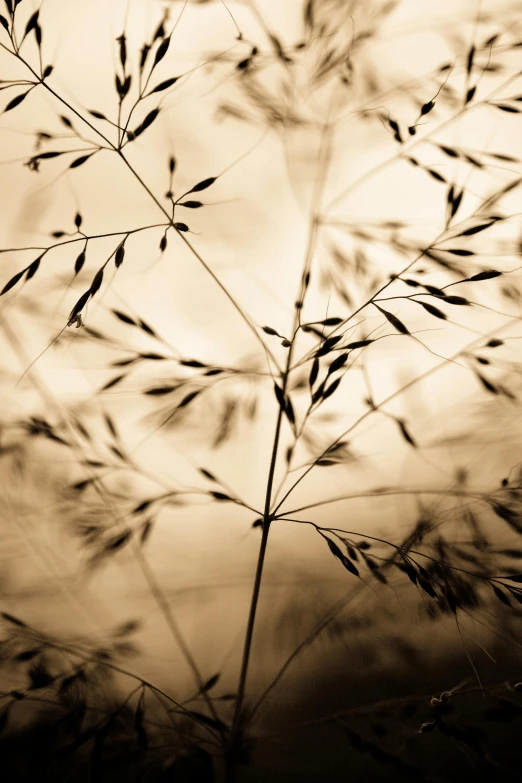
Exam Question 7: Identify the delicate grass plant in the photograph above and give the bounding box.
[2,0,522,780]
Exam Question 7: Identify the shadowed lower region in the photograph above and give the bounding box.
[1,0,522,780]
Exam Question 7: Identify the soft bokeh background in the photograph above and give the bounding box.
[1,1,522,777]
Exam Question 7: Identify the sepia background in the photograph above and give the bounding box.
[1,0,522,780]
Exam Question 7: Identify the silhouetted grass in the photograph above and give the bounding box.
[1,0,522,780]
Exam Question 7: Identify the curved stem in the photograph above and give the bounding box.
[226,338,294,767]
[225,114,333,780]
[0,43,278,371]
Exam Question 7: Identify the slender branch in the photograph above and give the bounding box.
[0,43,279,371]
[279,516,521,591]
[271,321,515,519]
[227,331,295,757]
[327,69,522,211]
[226,117,334,775]
[278,486,486,518]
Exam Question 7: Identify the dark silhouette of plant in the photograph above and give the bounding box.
[1,0,522,781]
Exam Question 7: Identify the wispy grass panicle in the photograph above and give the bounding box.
[1,1,522,781]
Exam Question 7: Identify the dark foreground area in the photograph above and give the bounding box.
[2,648,522,783]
